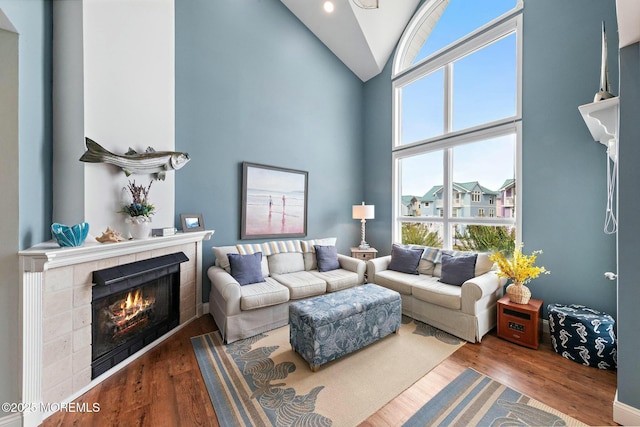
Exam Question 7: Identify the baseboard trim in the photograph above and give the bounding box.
[542,318,549,335]
[203,302,209,314]
[614,390,640,426]
[0,413,21,427]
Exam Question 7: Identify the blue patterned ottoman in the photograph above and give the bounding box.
[548,304,617,370]
[289,284,402,371]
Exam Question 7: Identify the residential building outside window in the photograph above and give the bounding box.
[392,0,522,253]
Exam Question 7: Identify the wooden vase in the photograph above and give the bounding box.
[506,282,531,304]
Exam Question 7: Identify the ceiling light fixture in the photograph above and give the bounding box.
[351,0,379,9]
[323,1,335,13]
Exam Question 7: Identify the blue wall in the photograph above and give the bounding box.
[0,0,52,250]
[618,41,640,410]
[521,0,618,317]
[175,0,365,301]
[364,0,619,319]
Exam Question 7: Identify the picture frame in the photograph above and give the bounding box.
[180,213,205,232]
[241,162,308,239]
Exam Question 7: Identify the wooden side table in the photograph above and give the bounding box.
[497,295,543,349]
[350,247,377,261]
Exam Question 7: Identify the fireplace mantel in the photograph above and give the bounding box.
[20,230,214,272]
[18,230,213,427]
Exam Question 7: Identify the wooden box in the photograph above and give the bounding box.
[497,295,543,349]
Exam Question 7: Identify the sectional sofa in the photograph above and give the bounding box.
[367,244,506,342]
[208,238,366,343]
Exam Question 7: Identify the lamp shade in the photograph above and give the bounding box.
[352,202,375,220]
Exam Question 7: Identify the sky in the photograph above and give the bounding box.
[399,0,518,197]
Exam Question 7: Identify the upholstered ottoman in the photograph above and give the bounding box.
[289,283,402,371]
[548,304,617,370]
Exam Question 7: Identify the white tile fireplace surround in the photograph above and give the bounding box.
[18,230,213,427]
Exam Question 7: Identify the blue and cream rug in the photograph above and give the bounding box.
[403,368,587,427]
[191,317,463,426]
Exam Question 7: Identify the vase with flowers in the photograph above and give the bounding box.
[119,180,155,239]
[489,244,550,304]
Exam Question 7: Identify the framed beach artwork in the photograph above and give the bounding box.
[241,162,308,239]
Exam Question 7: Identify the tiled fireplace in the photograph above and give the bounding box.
[18,231,212,427]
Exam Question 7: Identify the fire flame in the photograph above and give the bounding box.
[122,289,144,311]
[115,289,154,320]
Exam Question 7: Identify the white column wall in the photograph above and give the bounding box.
[54,0,176,236]
[83,0,175,235]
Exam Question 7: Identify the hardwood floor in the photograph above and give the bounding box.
[43,315,618,426]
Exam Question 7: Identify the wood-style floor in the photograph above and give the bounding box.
[43,315,618,427]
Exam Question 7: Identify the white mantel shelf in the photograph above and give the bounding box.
[578,97,619,160]
[19,230,214,272]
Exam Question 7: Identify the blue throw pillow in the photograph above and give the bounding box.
[439,253,478,286]
[228,252,265,286]
[314,245,340,272]
[388,244,424,275]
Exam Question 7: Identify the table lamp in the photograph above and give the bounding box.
[352,202,375,250]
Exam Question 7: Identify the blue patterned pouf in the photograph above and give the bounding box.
[289,284,402,371]
[548,304,617,370]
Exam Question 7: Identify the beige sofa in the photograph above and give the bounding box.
[208,238,366,343]
[367,245,506,342]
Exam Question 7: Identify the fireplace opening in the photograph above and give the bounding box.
[91,252,188,378]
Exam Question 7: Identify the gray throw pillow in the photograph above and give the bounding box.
[228,252,265,286]
[388,244,424,275]
[439,253,478,286]
[314,245,340,272]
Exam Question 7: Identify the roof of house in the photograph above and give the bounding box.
[499,178,516,191]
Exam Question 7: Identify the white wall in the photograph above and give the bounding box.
[54,0,176,237]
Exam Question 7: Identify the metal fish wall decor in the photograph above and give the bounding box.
[79,137,190,181]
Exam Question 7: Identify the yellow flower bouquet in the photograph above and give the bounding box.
[490,244,550,304]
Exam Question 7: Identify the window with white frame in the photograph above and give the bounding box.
[392,0,522,253]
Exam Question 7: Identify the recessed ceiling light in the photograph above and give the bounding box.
[323,1,335,13]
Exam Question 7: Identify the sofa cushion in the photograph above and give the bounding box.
[411,276,462,310]
[421,246,442,263]
[271,271,327,299]
[373,269,422,295]
[236,240,303,256]
[214,245,269,277]
[439,253,478,286]
[302,237,338,270]
[314,245,340,272]
[301,237,337,252]
[268,252,305,275]
[212,245,238,273]
[417,259,436,275]
[240,277,290,310]
[228,253,265,286]
[475,253,493,276]
[311,269,358,292]
[388,244,424,275]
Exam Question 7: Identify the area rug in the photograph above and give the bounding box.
[191,317,463,426]
[403,368,587,427]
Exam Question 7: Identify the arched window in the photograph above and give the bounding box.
[392,0,523,252]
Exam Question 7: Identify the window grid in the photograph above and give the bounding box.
[391,2,523,249]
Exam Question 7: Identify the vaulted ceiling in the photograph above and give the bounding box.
[282,1,640,82]
[280,0,421,82]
